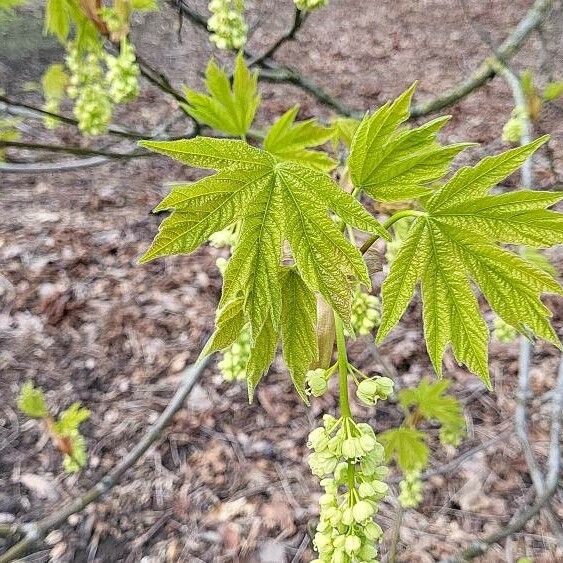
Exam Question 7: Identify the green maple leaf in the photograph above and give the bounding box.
[379,427,429,472]
[182,53,260,138]
[279,268,318,401]
[202,268,318,400]
[376,136,563,388]
[141,137,388,396]
[263,106,337,172]
[399,379,464,430]
[348,83,473,201]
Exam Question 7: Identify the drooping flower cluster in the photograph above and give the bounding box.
[105,40,140,103]
[207,0,247,50]
[62,39,140,135]
[398,470,423,508]
[66,44,112,135]
[217,326,251,381]
[348,289,380,337]
[294,0,329,11]
[308,415,388,562]
[492,316,518,344]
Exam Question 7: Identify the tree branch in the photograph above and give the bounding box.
[0,156,113,173]
[411,0,554,117]
[0,95,148,140]
[247,7,308,67]
[168,0,553,119]
[0,357,212,563]
[0,139,150,159]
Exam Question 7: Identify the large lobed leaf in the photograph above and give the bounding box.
[372,135,562,388]
[141,137,388,398]
[348,83,473,202]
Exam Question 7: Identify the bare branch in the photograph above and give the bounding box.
[0,139,149,159]
[407,0,554,117]
[168,0,553,119]
[248,7,309,67]
[0,357,211,563]
[0,157,112,173]
[0,95,148,140]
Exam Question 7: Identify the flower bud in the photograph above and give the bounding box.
[364,521,383,540]
[344,534,362,555]
[375,376,394,398]
[356,378,379,406]
[352,500,374,522]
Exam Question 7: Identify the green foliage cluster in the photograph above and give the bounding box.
[142,63,562,399]
[17,382,91,473]
[379,379,466,509]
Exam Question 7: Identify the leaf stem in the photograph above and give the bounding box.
[334,313,352,418]
[360,209,425,255]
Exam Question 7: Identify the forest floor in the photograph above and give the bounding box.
[1,1,562,562]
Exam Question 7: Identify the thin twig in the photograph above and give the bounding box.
[490,57,563,545]
[0,95,147,140]
[0,139,149,159]
[170,0,552,119]
[0,357,211,563]
[410,0,554,117]
[248,8,308,67]
[0,156,115,173]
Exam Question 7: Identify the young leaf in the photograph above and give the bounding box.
[399,379,464,430]
[348,83,472,201]
[42,63,68,101]
[54,402,91,435]
[330,116,360,148]
[377,137,563,387]
[264,106,337,172]
[182,53,259,137]
[379,427,429,472]
[141,137,387,342]
[543,81,563,102]
[62,433,88,473]
[18,382,49,419]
